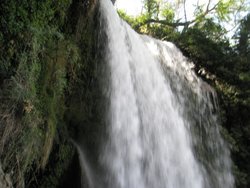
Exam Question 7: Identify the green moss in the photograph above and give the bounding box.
[0,0,80,187]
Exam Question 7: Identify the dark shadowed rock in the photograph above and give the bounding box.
[0,164,13,188]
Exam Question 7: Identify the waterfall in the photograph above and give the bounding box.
[79,0,235,187]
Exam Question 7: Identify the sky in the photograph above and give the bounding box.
[115,0,143,16]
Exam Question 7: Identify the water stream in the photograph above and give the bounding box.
[78,0,234,187]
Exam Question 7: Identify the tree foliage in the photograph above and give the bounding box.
[119,0,249,35]
[236,13,250,56]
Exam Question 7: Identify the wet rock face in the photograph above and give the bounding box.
[0,164,12,188]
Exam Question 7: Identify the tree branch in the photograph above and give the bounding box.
[141,19,191,27]
[137,1,219,29]
[183,0,187,23]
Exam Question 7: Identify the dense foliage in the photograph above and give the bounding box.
[0,0,82,187]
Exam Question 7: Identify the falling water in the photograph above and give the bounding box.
[80,0,235,187]
[73,141,94,188]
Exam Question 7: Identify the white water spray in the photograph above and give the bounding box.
[80,0,234,188]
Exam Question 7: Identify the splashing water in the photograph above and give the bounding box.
[80,0,234,188]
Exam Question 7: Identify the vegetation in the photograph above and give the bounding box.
[0,0,102,186]
[0,0,86,187]
[118,0,250,187]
